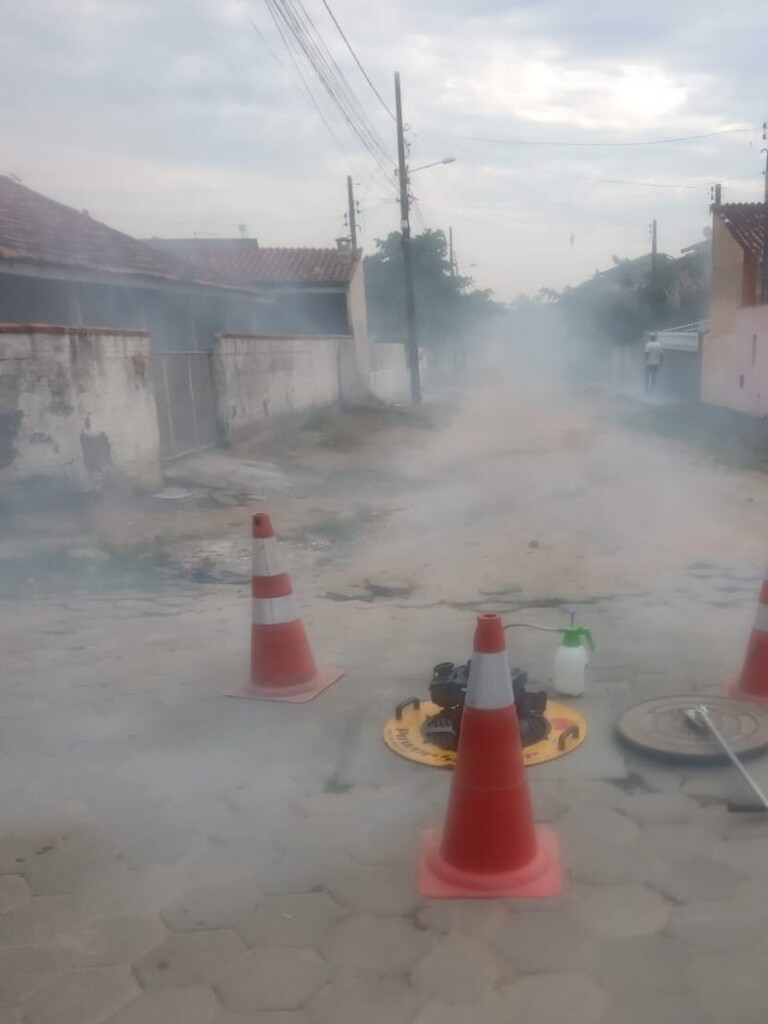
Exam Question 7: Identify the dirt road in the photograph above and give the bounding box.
[2,374,767,1024]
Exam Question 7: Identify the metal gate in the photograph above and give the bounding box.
[151,352,218,460]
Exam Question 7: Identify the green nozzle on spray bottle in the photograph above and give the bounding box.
[554,610,595,697]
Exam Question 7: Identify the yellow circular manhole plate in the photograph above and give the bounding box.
[383,699,587,769]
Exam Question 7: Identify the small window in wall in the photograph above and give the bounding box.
[753,335,758,366]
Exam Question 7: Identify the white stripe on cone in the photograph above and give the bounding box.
[252,595,299,626]
[755,603,768,633]
[252,537,283,578]
[465,652,515,710]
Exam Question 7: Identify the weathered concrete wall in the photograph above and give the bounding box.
[212,333,344,443]
[369,342,410,402]
[703,305,768,415]
[0,325,162,490]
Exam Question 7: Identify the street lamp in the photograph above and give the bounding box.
[395,156,456,177]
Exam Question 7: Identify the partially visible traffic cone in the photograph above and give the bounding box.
[418,613,561,898]
[226,513,343,703]
[728,563,768,705]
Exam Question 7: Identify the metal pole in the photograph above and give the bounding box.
[685,706,768,810]
[394,71,422,404]
[762,124,768,302]
[651,219,657,287]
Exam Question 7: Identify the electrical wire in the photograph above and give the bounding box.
[318,0,395,121]
[235,0,286,69]
[427,126,753,148]
[241,0,350,158]
[265,0,393,180]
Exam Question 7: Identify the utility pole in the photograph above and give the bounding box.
[346,175,358,252]
[650,219,658,286]
[394,71,421,404]
[762,123,768,302]
[448,226,455,278]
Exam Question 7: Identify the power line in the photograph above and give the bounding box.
[427,126,753,148]
[264,0,393,189]
[318,0,396,122]
[240,0,350,158]
[235,0,286,69]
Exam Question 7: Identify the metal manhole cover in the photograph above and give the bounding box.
[617,695,768,762]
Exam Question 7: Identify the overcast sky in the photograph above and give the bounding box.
[2,0,766,300]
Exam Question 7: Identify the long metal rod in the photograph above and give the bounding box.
[686,705,768,809]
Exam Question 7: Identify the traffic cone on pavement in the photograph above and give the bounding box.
[418,613,562,898]
[728,563,768,705]
[226,513,344,703]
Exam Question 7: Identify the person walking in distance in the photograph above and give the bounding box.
[644,333,664,395]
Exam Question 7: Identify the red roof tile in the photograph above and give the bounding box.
[717,203,766,264]
[147,239,357,288]
[0,176,202,282]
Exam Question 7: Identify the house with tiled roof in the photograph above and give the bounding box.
[702,198,768,415]
[0,177,373,478]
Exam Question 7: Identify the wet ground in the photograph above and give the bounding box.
[1,373,768,1023]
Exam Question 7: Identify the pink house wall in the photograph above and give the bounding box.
[702,305,768,416]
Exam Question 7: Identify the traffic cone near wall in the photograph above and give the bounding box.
[728,563,768,706]
[418,613,562,898]
[226,513,344,703]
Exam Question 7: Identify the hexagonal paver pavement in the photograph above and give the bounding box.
[215,948,327,1012]
[590,935,692,996]
[0,946,72,1005]
[503,972,609,1024]
[559,807,640,848]
[620,792,699,825]
[647,858,739,904]
[212,1014,309,1024]
[133,930,247,989]
[321,915,431,981]
[411,934,498,1006]
[416,900,506,940]
[599,990,704,1024]
[162,879,263,932]
[570,884,670,938]
[566,839,654,886]
[255,850,352,897]
[62,915,167,967]
[687,948,768,1023]
[102,986,223,1024]
[305,975,425,1024]
[237,892,345,948]
[21,967,139,1024]
[493,910,598,974]
[326,864,419,916]
[412,995,520,1024]
[666,899,768,954]
[0,875,31,913]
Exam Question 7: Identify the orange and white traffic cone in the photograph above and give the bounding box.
[418,613,562,898]
[728,563,768,706]
[226,513,343,703]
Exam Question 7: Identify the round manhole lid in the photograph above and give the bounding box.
[617,695,768,761]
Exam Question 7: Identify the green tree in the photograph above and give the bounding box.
[363,229,501,349]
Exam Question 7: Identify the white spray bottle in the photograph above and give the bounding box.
[553,611,595,698]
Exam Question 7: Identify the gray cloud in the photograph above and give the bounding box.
[1,0,766,298]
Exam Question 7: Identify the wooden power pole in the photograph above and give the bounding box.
[394,71,421,404]
[346,175,358,252]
